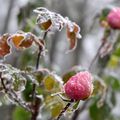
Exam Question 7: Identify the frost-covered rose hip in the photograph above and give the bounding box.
[64,71,93,101]
[107,8,120,29]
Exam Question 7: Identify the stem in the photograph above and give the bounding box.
[56,99,74,120]
[0,72,7,93]
[31,32,47,120]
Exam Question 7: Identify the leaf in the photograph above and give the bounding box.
[105,75,120,91]
[0,33,10,57]
[44,75,55,91]
[66,23,80,51]
[12,107,31,120]
[19,33,33,48]
[10,34,25,48]
[12,73,26,92]
[38,19,52,31]
[73,101,80,110]
[89,101,111,120]
[33,71,45,83]
[99,8,111,21]
[107,55,119,68]
[63,71,76,83]
[63,66,85,83]
[22,79,33,102]
[51,102,63,118]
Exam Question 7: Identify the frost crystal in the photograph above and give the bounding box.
[33,7,82,51]
[33,7,66,31]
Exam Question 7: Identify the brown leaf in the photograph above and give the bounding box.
[10,34,25,48]
[10,32,34,49]
[66,23,80,51]
[19,33,33,48]
[0,33,11,57]
[38,19,52,31]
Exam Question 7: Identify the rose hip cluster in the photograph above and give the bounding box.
[64,71,93,101]
[107,7,120,29]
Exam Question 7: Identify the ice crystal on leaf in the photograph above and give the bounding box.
[0,31,45,58]
[33,7,82,51]
[0,64,26,93]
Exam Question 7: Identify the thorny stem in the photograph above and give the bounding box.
[56,99,74,120]
[31,32,47,120]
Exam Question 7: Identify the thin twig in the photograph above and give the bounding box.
[56,99,74,120]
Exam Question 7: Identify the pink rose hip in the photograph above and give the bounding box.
[64,71,93,101]
[107,8,120,29]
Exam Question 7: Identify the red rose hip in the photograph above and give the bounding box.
[107,8,120,29]
[64,71,93,101]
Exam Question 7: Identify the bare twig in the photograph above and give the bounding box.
[31,32,47,120]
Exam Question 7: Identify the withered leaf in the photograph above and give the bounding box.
[38,19,52,31]
[10,34,25,48]
[19,33,33,48]
[0,33,11,57]
[66,23,80,51]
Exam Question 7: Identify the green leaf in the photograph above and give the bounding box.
[89,100,111,120]
[22,80,33,102]
[73,101,80,110]
[33,71,46,84]
[110,91,116,106]
[63,66,86,83]
[107,55,119,68]
[113,45,120,57]
[63,71,76,83]
[99,8,111,21]
[105,76,120,91]
[44,75,55,91]
[12,107,31,120]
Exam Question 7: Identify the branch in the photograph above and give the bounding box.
[31,32,47,120]
[56,99,74,120]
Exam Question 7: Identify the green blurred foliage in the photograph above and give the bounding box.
[12,107,31,120]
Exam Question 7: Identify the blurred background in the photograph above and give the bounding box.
[0,0,120,120]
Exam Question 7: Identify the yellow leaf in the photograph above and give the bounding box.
[44,75,55,91]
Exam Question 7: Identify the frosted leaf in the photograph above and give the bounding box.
[65,17,82,39]
[12,73,26,92]
[34,7,82,52]
[0,63,26,93]
[53,74,63,85]
[33,7,66,31]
